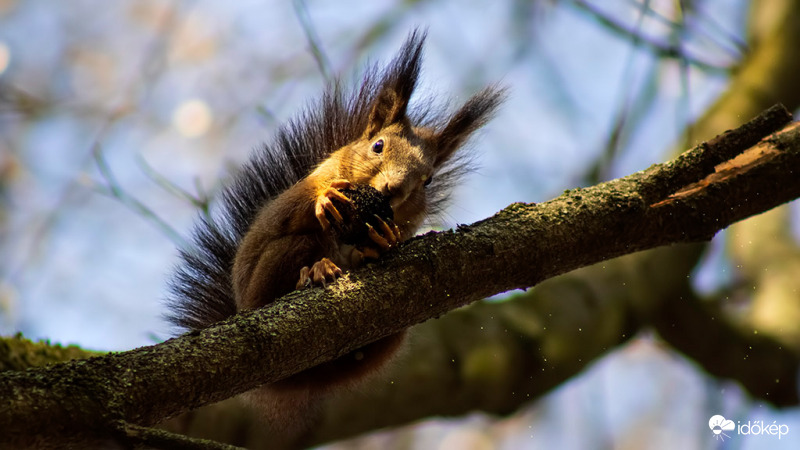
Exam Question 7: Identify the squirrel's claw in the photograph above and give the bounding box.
[329,179,352,190]
[350,246,381,264]
[366,217,401,251]
[389,221,402,242]
[366,224,390,250]
[297,257,343,289]
[296,266,313,289]
[315,180,353,231]
[314,196,337,231]
[378,216,401,245]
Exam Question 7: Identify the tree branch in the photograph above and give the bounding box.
[121,423,244,450]
[649,282,800,406]
[1,105,798,447]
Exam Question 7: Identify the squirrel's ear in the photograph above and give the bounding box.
[364,30,427,140]
[433,85,507,166]
[364,88,406,139]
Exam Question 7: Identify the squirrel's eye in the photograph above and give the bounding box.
[424,176,433,187]
[372,139,384,154]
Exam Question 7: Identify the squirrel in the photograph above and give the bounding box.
[166,30,504,433]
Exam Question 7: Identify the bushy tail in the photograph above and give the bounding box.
[164,143,315,331]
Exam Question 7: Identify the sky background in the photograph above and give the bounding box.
[1,0,799,448]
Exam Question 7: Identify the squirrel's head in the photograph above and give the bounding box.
[336,30,505,231]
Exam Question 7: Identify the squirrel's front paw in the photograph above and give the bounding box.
[315,180,352,231]
[296,257,343,289]
[365,216,402,252]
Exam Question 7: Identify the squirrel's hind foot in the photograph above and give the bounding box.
[296,257,343,289]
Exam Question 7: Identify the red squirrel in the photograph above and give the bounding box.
[166,30,504,430]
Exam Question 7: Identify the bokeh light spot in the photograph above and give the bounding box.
[172,99,212,138]
[0,41,10,75]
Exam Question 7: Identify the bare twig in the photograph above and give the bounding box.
[585,0,654,184]
[92,144,187,247]
[293,0,332,80]
[136,154,212,217]
[573,0,730,73]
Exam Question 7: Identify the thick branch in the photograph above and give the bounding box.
[1,106,798,447]
[650,283,800,406]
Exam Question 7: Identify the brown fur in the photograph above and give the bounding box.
[167,30,505,436]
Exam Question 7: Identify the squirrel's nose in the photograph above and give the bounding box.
[384,181,399,196]
[382,180,408,208]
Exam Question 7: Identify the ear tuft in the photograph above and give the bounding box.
[434,85,507,166]
[364,29,427,139]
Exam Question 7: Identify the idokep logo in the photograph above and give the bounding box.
[709,415,735,441]
[708,414,790,442]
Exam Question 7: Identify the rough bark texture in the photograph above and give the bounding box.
[1,105,799,449]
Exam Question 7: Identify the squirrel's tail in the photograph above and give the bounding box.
[243,385,323,447]
[164,124,329,331]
